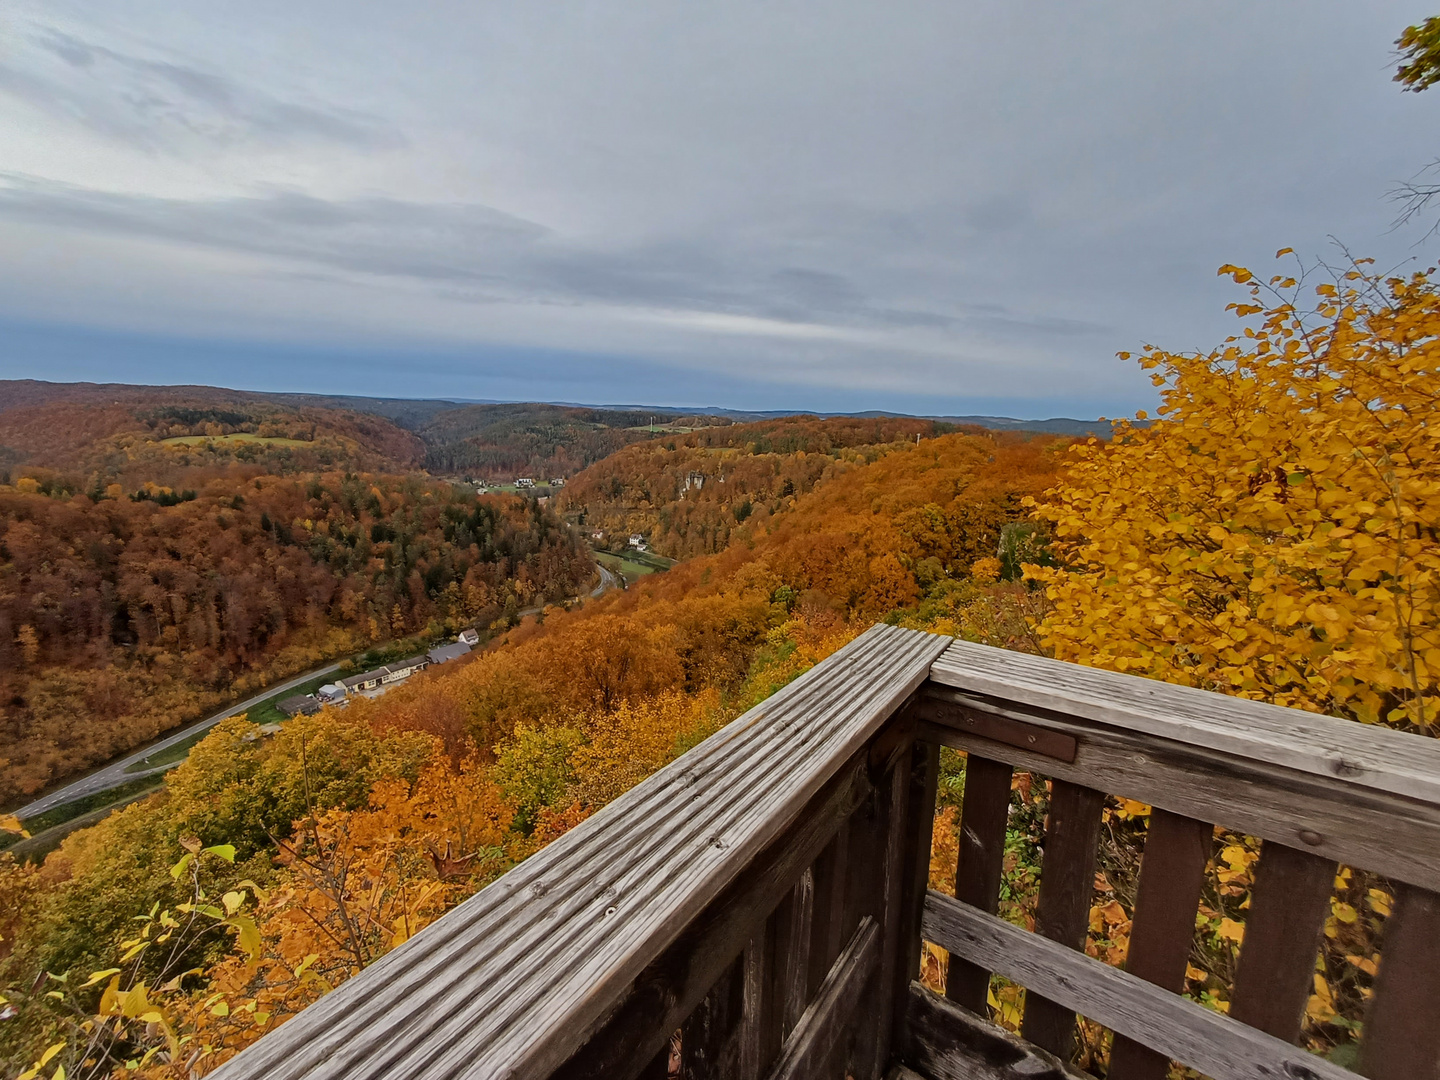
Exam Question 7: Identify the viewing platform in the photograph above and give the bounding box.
[210,625,1440,1080]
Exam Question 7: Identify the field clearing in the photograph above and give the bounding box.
[161,434,312,447]
[595,551,659,580]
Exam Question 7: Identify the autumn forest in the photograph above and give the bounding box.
[2,248,1439,1080]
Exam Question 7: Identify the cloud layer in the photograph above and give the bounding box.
[0,1,1432,414]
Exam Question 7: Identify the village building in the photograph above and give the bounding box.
[339,655,430,694]
[277,694,321,718]
[549,477,565,487]
[516,477,535,488]
[628,534,647,551]
[317,683,347,705]
[381,655,430,684]
[458,628,480,647]
[340,669,385,694]
[427,641,471,665]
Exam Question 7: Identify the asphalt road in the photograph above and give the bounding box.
[14,662,344,821]
[592,562,621,596]
[16,561,627,822]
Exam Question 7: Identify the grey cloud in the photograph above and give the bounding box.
[2,28,401,152]
[0,173,1100,350]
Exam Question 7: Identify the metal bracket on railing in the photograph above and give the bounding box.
[915,694,1078,763]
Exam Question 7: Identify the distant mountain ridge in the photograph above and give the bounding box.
[0,380,1118,440]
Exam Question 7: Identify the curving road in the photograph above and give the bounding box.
[13,662,343,821]
[16,560,625,822]
[592,561,621,597]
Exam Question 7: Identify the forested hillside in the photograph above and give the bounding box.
[0,421,1064,1076]
[0,382,425,481]
[558,415,958,558]
[413,402,728,478]
[0,473,592,802]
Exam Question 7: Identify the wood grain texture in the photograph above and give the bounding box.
[1229,842,1336,1044]
[780,870,815,1039]
[550,749,876,1080]
[871,746,916,1078]
[1021,780,1105,1060]
[764,917,879,1080]
[901,980,1092,1080]
[930,639,1440,804]
[923,891,1357,1080]
[681,958,743,1080]
[891,739,939,1056]
[840,772,894,1079]
[1360,884,1440,1080]
[946,753,1013,1013]
[1107,810,1213,1080]
[807,830,849,1003]
[917,693,1440,893]
[209,625,950,1080]
[739,928,774,1080]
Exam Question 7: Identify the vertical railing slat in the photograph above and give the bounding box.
[841,774,893,1078]
[737,924,774,1080]
[1020,779,1106,1060]
[780,870,815,1039]
[1229,841,1336,1042]
[681,956,744,1079]
[871,739,920,1077]
[1106,809,1213,1080]
[1361,884,1440,1080]
[807,829,849,1003]
[946,754,1014,1014]
[891,739,941,1057]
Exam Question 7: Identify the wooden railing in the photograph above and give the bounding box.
[209,625,1440,1080]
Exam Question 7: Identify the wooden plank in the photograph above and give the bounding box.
[916,696,1440,895]
[930,638,1440,805]
[921,696,1076,762]
[1229,842,1336,1043]
[807,829,849,1002]
[780,870,815,1038]
[739,928,775,1080]
[901,980,1092,1080]
[946,753,1013,1014]
[891,739,940,1055]
[842,769,894,1079]
[922,891,1358,1080]
[764,916,880,1080]
[1107,809,1213,1080]
[1021,780,1105,1060]
[871,741,917,1078]
[1360,884,1440,1080]
[681,958,743,1080]
[207,625,951,1080]
[550,749,876,1080]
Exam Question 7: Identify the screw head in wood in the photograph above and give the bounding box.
[1297,829,1323,846]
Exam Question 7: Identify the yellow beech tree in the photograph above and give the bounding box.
[1030,256,1440,731]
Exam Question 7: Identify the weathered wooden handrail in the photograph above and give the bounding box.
[209,629,1440,1080]
[210,624,949,1080]
[912,640,1440,1080]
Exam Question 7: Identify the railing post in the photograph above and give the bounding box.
[1020,779,1105,1060]
[1361,884,1440,1080]
[1106,809,1212,1080]
[947,754,1014,1014]
[889,739,939,1058]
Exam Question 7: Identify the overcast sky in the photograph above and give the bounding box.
[0,1,1435,417]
